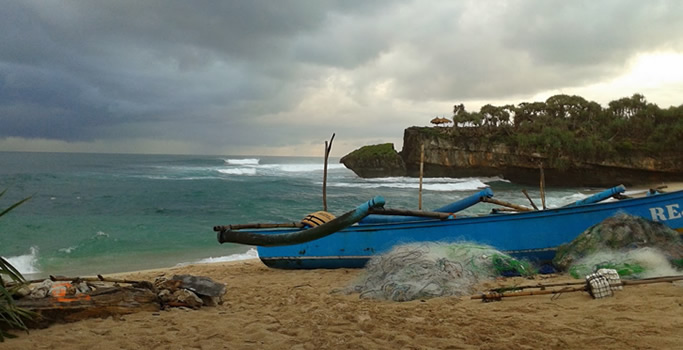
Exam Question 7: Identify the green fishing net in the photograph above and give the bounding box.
[553,213,683,274]
[566,247,680,279]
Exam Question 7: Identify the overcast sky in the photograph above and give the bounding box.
[1,0,682,157]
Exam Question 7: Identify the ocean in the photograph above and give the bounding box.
[0,151,589,279]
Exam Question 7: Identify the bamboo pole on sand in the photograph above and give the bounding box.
[471,275,683,300]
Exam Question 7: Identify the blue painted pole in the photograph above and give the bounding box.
[360,188,494,224]
[566,185,626,207]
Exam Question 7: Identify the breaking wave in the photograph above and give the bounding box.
[217,168,257,176]
[224,158,260,165]
[329,177,491,192]
[178,248,260,266]
[3,246,41,275]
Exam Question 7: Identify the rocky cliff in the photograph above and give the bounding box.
[339,143,406,178]
[341,127,683,187]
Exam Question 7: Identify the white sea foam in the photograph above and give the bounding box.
[59,246,77,254]
[176,248,260,266]
[545,193,587,207]
[217,168,257,176]
[261,163,346,172]
[330,177,490,191]
[4,246,41,275]
[224,158,260,165]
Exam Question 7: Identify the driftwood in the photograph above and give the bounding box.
[11,274,144,287]
[16,287,159,328]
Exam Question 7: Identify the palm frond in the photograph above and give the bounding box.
[0,189,34,341]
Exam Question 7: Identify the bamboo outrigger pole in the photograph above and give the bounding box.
[481,197,533,212]
[323,133,335,211]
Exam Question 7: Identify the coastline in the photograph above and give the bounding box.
[5,258,682,349]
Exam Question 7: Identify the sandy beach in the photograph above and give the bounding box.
[3,258,682,350]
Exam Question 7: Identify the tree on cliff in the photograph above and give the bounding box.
[449,93,682,169]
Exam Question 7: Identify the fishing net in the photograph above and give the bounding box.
[568,247,681,279]
[346,242,535,302]
[553,213,683,272]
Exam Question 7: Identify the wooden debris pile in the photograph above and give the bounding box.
[12,274,226,327]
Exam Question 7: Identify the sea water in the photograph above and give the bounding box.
[0,151,589,279]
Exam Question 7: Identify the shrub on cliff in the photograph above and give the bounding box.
[340,144,406,177]
[451,93,682,164]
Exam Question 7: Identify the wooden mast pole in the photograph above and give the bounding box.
[323,133,335,211]
[539,165,546,210]
[419,143,424,210]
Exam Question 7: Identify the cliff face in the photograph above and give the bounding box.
[342,127,683,187]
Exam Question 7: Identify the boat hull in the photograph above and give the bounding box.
[256,190,683,269]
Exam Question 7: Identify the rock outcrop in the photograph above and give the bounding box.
[340,143,406,178]
[341,127,683,187]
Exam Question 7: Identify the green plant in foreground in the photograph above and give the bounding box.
[0,189,33,341]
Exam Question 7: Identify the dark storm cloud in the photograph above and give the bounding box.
[1,0,681,153]
[0,0,402,143]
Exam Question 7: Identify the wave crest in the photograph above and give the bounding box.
[224,158,260,165]
[330,177,491,191]
[217,168,257,176]
[4,246,41,274]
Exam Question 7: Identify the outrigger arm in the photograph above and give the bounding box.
[215,196,385,246]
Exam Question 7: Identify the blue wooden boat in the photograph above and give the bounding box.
[216,188,683,269]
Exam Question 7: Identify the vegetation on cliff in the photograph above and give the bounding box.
[342,143,398,159]
[339,143,406,178]
[449,94,682,169]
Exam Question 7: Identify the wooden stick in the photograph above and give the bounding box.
[43,275,144,284]
[492,280,585,292]
[484,274,683,294]
[539,165,546,210]
[620,275,683,286]
[521,189,539,210]
[419,143,424,210]
[368,208,452,220]
[323,133,335,211]
[213,222,304,231]
[481,197,533,212]
[472,286,586,300]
